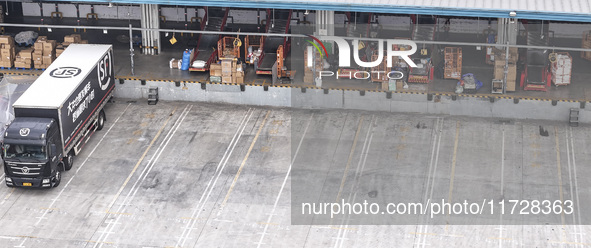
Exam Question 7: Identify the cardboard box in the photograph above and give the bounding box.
[396,80,404,90]
[210,69,221,77]
[14,61,31,69]
[19,49,33,59]
[221,76,232,83]
[0,60,12,68]
[42,55,54,65]
[80,40,89,44]
[32,53,43,62]
[210,63,221,71]
[61,42,71,47]
[0,35,14,44]
[506,79,516,92]
[43,49,55,57]
[34,42,44,51]
[35,63,48,69]
[221,60,232,74]
[37,36,47,42]
[235,76,244,84]
[71,34,82,42]
[494,64,516,80]
[55,49,64,57]
[1,48,11,58]
[64,36,77,43]
[43,40,57,53]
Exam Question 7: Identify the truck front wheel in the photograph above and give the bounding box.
[63,154,73,171]
[52,171,61,187]
[97,110,106,131]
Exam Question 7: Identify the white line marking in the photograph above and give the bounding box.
[336,116,376,248]
[94,105,192,247]
[176,108,254,248]
[421,118,444,248]
[256,113,314,248]
[499,123,505,248]
[569,127,584,245]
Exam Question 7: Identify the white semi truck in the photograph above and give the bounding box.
[2,44,114,188]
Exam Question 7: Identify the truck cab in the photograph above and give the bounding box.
[2,117,63,188]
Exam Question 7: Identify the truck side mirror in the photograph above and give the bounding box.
[51,144,57,157]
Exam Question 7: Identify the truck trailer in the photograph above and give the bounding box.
[1,44,114,188]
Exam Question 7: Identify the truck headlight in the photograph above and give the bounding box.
[42,179,50,184]
[5,177,11,182]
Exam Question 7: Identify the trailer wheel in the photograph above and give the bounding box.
[97,110,106,131]
[52,171,61,188]
[64,154,73,171]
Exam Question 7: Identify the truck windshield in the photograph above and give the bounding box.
[3,144,47,160]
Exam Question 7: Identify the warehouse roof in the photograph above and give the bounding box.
[70,0,591,22]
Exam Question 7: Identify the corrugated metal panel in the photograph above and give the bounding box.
[56,0,591,22]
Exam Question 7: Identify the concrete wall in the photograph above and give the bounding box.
[115,80,590,124]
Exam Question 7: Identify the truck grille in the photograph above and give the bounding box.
[7,163,43,177]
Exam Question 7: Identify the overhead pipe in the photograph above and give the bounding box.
[153,4,160,54]
[140,4,146,54]
[3,22,591,53]
[129,24,135,75]
[146,3,150,55]
[145,4,151,55]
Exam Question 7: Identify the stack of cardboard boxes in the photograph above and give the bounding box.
[551,52,572,86]
[0,35,15,68]
[14,49,33,69]
[56,34,89,58]
[210,58,244,84]
[493,47,518,92]
[33,36,57,69]
[444,47,463,80]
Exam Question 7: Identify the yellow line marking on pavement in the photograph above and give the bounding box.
[336,117,364,202]
[4,188,14,200]
[16,235,37,238]
[221,110,271,208]
[104,107,178,213]
[446,121,460,231]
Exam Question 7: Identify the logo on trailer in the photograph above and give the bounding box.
[21,167,29,174]
[49,67,82,78]
[19,128,30,136]
[98,51,113,91]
